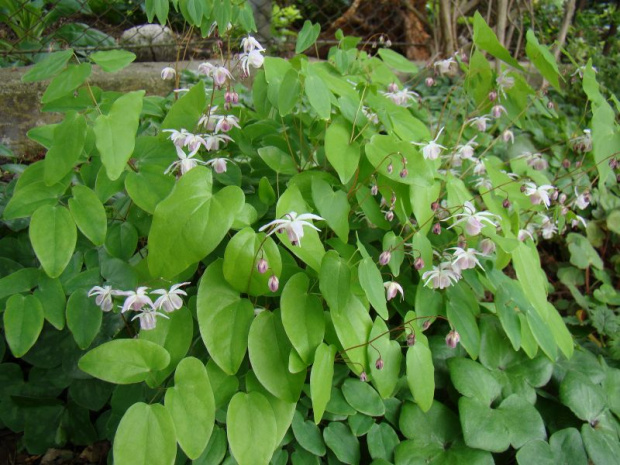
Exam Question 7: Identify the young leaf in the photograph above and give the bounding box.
[161,80,206,131]
[319,251,351,312]
[145,0,169,24]
[305,74,332,120]
[29,205,77,279]
[22,49,74,83]
[525,30,562,91]
[311,178,350,241]
[66,288,102,350]
[94,90,144,181]
[472,12,522,70]
[42,63,92,103]
[323,422,361,465]
[113,403,177,465]
[44,112,86,186]
[90,50,137,73]
[78,339,171,384]
[68,185,107,246]
[227,392,277,465]
[342,378,385,417]
[406,340,435,412]
[358,257,388,320]
[324,118,360,184]
[296,21,321,54]
[164,357,215,460]
[310,343,336,424]
[3,294,44,358]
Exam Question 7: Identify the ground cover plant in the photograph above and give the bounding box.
[0,1,619,464]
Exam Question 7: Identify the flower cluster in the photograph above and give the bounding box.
[88,283,189,330]
[239,35,265,76]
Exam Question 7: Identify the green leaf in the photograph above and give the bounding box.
[292,410,326,456]
[319,251,351,312]
[368,318,402,398]
[42,63,92,103]
[323,422,360,465]
[197,260,254,375]
[164,357,215,460]
[278,69,301,116]
[227,392,277,465]
[125,167,176,215]
[448,357,500,404]
[296,21,321,53]
[161,80,206,131]
[30,205,77,279]
[341,378,385,417]
[105,222,138,261]
[310,343,336,424]
[193,426,227,465]
[3,161,72,219]
[44,112,86,186]
[94,91,144,181]
[68,185,107,246]
[377,49,418,73]
[0,268,40,301]
[525,30,561,91]
[358,257,388,319]
[281,273,325,364]
[78,339,171,384]
[406,341,435,412]
[139,307,194,387]
[331,295,372,374]
[497,394,546,448]
[223,228,282,296]
[257,146,298,175]
[581,424,620,465]
[472,12,522,70]
[248,311,305,402]
[90,50,136,72]
[459,397,510,452]
[22,49,74,83]
[66,288,102,350]
[560,372,606,422]
[567,233,604,270]
[446,299,480,359]
[399,400,460,444]
[148,168,244,279]
[305,74,332,120]
[34,275,66,330]
[311,178,350,241]
[325,118,360,184]
[145,0,169,24]
[113,403,177,465]
[367,423,400,462]
[516,441,557,465]
[3,294,44,358]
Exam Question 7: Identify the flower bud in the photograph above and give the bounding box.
[609,158,618,170]
[559,193,567,204]
[257,258,268,274]
[562,159,571,169]
[491,104,506,118]
[561,206,569,215]
[445,330,460,348]
[414,257,425,270]
[379,251,391,266]
[422,319,432,330]
[575,161,582,168]
[488,90,497,101]
[502,198,511,209]
[375,357,384,370]
[390,192,397,205]
[400,168,408,178]
[551,189,559,201]
[385,39,392,48]
[387,82,399,93]
[431,201,440,211]
[161,66,176,80]
[386,162,393,174]
[371,184,379,196]
[385,210,394,221]
[502,130,514,144]
[480,238,496,255]
[432,223,441,234]
[547,101,555,110]
[407,332,416,346]
[268,275,279,292]
[425,77,435,87]
[520,184,527,193]
[360,371,368,382]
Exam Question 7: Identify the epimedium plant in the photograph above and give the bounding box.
[0,2,619,464]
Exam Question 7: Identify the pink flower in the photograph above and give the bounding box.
[384,281,404,301]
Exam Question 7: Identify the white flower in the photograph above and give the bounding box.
[185,133,208,152]
[491,104,507,119]
[502,129,514,143]
[163,128,190,148]
[198,62,216,76]
[574,189,591,210]
[472,159,486,175]
[496,71,515,98]
[117,287,155,313]
[446,201,500,236]
[451,247,483,272]
[198,106,221,131]
[258,211,324,246]
[161,67,176,80]
[539,215,558,239]
[456,137,478,161]
[522,152,548,171]
[88,285,118,312]
[572,65,597,79]
[241,35,265,53]
[206,157,228,174]
[381,88,420,107]
[132,307,169,331]
[215,115,240,133]
[203,133,233,151]
[362,106,379,124]
[468,116,490,132]
[152,282,190,313]
[571,215,587,228]
[523,182,555,208]
[472,177,493,190]
[213,66,233,87]
[240,49,265,75]
[572,129,592,153]
[517,229,534,242]
[434,57,456,74]
[422,263,461,289]
[383,281,404,301]
[165,146,208,176]
[412,127,445,160]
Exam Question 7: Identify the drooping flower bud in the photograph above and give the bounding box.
[375,358,384,370]
[268,275,279,292]
[387,82,399,93]
[559,193,567,204]
[414,257,425,270]
[385,210,394,222]
[488,90,498,101]
[360,371,368,382]
[562,159,571,169]
[425,77,435,87]
[400,168,408,178]
[502,130,514,144]
[491,104,507,118]
[609,158,618,170]
[480,238,496,255]
[161,66,176,80]
[551,189,559,201]
[432,223,442,234]
[371,184,379,196]
[502,198,511,209]
[422,319,432,330]
[406,332,416,346]
[431,201,440,211]
[257,258,268,274]
[379,251,391,266]
[386,162,393,174]
[547,101,555,110]
[445,330,460,348]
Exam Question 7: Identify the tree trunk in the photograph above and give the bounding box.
[553,0,577,61]
[439,0,455,55]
